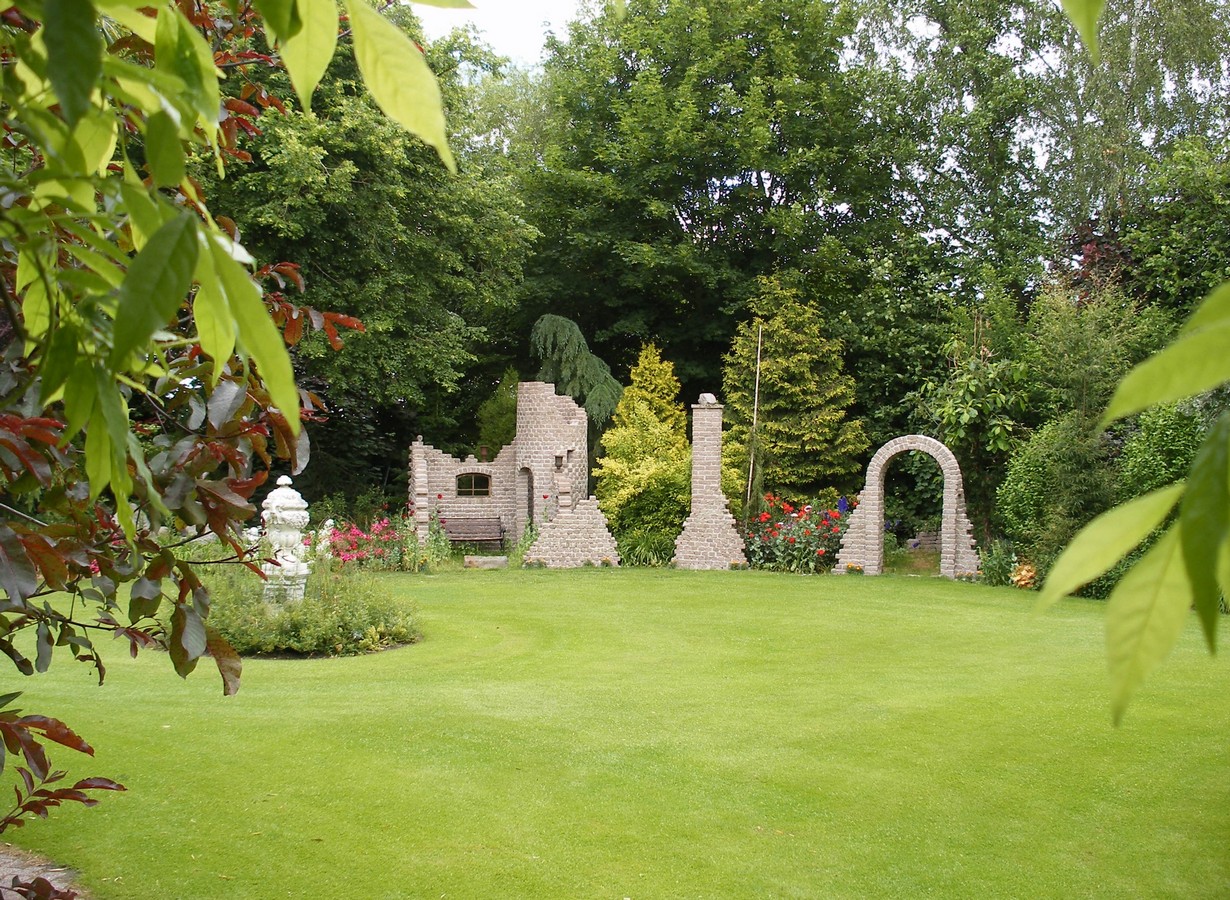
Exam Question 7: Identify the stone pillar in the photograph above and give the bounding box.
[261,476,311,602]
[673,393,747,570]
[409,437,430,545]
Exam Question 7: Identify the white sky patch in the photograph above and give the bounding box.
[415,0,586,66]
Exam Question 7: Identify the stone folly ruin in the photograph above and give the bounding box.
[408,382,619,567]
[835,434,979,579]
[673,393,747,570]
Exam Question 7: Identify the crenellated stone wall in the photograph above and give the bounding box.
[408,382,609,558]
[673,393,747,570]
[835,434,979,579]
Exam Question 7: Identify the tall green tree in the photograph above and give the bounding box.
[520,0,918,391]
[1119,139,1230,318]
[723,278,868,500]
[196,20,537,499]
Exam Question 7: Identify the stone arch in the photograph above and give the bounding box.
[835,435,979,579]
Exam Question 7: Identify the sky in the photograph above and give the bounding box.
[415,0,586,67]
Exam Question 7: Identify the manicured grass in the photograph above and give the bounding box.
[8,570,1230,898]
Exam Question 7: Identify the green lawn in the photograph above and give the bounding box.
[8,570,1230,898]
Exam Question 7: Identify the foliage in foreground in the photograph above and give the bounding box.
[1039,0,1230,724]
[204,563,419,657]
[0,0,454,836]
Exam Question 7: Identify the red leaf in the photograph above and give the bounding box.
[323,320,343,351]
[72,777,125,792]
[19,534,68,590]
[205,626,242,697]
[223,97,260,118]
[282,311,303,346]
[17,715,94,756]
[0,523,38,601]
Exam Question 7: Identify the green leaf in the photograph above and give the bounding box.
[410,0,475,6]
[128,576,162,623]
[1060,0,1104,62]
[253,0,302,42]
[61,359,97,441]
[145,111,185,188]
[1106,525,1193,725]
[345,0,456,173]
[169,603,205,677]
[1101,319,1230,426]
[155,7,221,136]
[192,251,236,383]
[110,212,198,367]
[1179,281,1230,337]
[1036,482,1184,610]
[34,621,53,674]
[1179,410,1230,651]
[280,0,338,112]
[119,181,168,250]
[84,413,111,499]
[38,324,80,405]
[207,235,299,433]
[44,0,103,127]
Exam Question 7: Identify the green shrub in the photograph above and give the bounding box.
[204,562,420,657]
[595,398,691,540]
[979,540,1016,587]
[508,524,539,568]
[997,413,1116,579]
[618,529,676,567]
[1117,402,1209,500]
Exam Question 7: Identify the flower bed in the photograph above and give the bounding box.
[744,494,855,574]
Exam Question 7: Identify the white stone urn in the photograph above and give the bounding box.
[261,475,311,602]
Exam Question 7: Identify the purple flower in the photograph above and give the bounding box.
[837,496,849,514]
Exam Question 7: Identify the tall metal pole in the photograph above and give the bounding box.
[745,324,762,508]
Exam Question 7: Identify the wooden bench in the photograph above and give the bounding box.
[440,516,504,548]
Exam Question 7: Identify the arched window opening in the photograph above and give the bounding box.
[457,473,491,497]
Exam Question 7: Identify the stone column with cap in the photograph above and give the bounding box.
[672,393,747,570]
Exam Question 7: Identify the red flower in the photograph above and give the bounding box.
[831,526,840,534]
[542,494,549,500]
[817,549,826,556]
[781,502,795,514]
[437,493,443,500]
[787,537,796,544]
[758,512,771,523]
[804,529,812,536]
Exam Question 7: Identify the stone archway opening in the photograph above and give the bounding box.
[882,450,945,575]
[835,435,979,579]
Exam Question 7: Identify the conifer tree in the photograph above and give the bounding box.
[594,345,690,560]
[723,278,869,500]
[530,314,623,424]
[612,344,687,436]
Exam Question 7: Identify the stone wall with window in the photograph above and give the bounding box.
[408,382,591,547]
